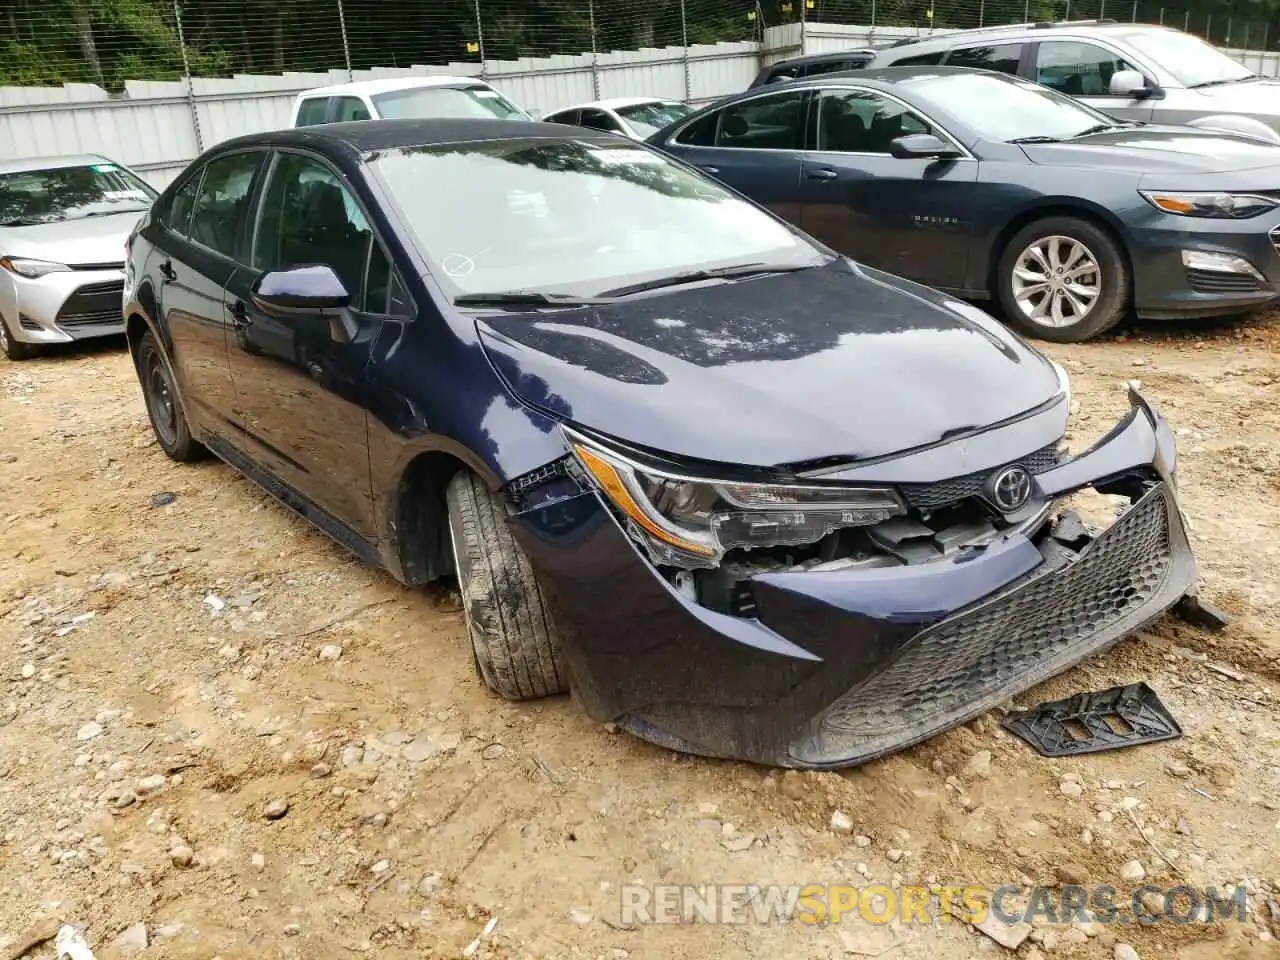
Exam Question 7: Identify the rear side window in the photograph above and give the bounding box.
[946,42,1024,75]
[295,97,329,126]
[893,51,946,66]
[333,96,372,122]
[188,152,262,259]
[805,58,864,77]
[547,110,581,126]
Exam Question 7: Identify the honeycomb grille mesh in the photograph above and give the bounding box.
[898,444,1061,510]
[806,485,1175,759]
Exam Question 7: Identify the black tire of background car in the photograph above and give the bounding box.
[0,313,33,361]
[446,470,568,700]
[136,331,208,462]
[996,215,1130,344]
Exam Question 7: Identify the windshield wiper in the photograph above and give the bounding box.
[598,262,815,299]
[1069,122,1131,138]
[452,290,615,308]
[1188,75,1257,89]
[0,215,63,226]
[1008,135,1064,144]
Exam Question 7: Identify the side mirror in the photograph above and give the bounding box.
[250,264,357,343]
[888,133,962,160]
[1109,69,1156,99]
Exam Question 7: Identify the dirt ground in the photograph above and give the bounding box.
[2,314,1279,960]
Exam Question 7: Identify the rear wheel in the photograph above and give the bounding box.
[136,331,207,462]
[997,216,1129,343]
[446,470,567,700]
[0,314,33,361]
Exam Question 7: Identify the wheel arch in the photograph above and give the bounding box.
[987,201,1134,300]
[389,448,486,586]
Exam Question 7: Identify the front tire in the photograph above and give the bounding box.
[997,216,1129,343]
[136,331,207,462]
[446,470,567,700]
[0,314,33,361]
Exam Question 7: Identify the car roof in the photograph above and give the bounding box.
[215,118,623,156]
[296,76,491,99]
[764,48,878,69]
[874,18,1162,55]
[547,96,682,115]
[0,154,112,174]
[753,64,1017,90]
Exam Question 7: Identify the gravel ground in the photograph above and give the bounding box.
[2,315,1279,960]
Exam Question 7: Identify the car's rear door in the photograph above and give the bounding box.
[796,86,979,291]
[654,88,813,226]
[149,150,266,438]
[223,149,405,544]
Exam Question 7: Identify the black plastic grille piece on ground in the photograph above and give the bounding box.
[1000,682,1182,757]
[788,482,1194,767]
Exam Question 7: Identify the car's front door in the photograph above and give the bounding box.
[1030,39,1156,123]
[659,88,812,226]
[796,87,979,291]
[223,150,398,543]
[151,150,264,438]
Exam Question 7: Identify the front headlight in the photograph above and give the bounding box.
[564,427,906,568]
[1139,190,1278,219]
[0,256,72,279]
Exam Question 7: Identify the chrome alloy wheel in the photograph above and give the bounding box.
[1011,235,1102,328]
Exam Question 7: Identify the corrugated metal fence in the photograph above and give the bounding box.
[1,20,1276,189]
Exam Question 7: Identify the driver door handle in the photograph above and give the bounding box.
[806,167,839,181]
[229,300,252,329]
[159,260,177,283]
[698,164,720,175]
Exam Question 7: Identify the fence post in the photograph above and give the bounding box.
[588,0,600,100]
[800,0,808,56]
[337,0,353,80]
[172,0,203,154]
[680,0,691,102]
[1024,0,1030,22]
[472,0,488,80]
[1099,0,1105,22]
[1262,24,1270,75]
[978,0,984,28]
[1130,0,1136,22]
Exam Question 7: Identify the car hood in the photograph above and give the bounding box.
[1019,126,1280,174]
[0,210,143,266]
[1187,77,1280,115]
[474,259,1063,469]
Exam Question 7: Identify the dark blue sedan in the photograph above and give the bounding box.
[647,66,1280,342]
[123,119,1197,769]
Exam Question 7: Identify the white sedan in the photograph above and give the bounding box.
[540,97,695,140]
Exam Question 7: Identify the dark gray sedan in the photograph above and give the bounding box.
[647,66,1280,342]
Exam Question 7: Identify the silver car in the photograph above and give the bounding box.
[867,20,1280,143]
[0,154,158,360]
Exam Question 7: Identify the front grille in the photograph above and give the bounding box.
[56,280,124,328]
[1186,267,1264,294]
[790,483,1189,766]
[1270,225,1280,258]
[898,443,1060,511]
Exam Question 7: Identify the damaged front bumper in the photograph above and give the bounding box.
[507,385,1197,769]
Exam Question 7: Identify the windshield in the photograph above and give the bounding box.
[372,138,827,298]
[371,85,530,121]
[899,71,1120,141]
[0,162,157,225]
[615,100,695,137]
[1121,28,1254,87]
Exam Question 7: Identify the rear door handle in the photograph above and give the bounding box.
[806,167,839,181]
[159,260,177,282]
[698,164,720,175]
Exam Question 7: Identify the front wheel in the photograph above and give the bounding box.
[446,470,567,700]
[996,216,1130,343]
[0,314,33,361]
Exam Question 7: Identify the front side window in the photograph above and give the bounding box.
[713,90,808,150]
[295,97,329,126]
[897,71,1121,142]
[815,89,931,153]
[1119,27,1254,87]
[332,96,372,122]
[252,153,393,313]
[188,152,261,258]
[1035,41,1139,96]
[0,161,156,227]
[579,109,623,133]
[946,42,1024,75]
[371,137,829,299]
[371,84,529,120]
[546,110,581,126]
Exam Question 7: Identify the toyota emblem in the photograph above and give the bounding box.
[989,465,1033,512]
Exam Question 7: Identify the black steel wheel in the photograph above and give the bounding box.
[136,330,207,462]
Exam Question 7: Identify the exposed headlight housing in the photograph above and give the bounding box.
[0,256,72,279]
[1139,190,1278,219]
[564,427,906,569]
[1050,359,1071,411]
